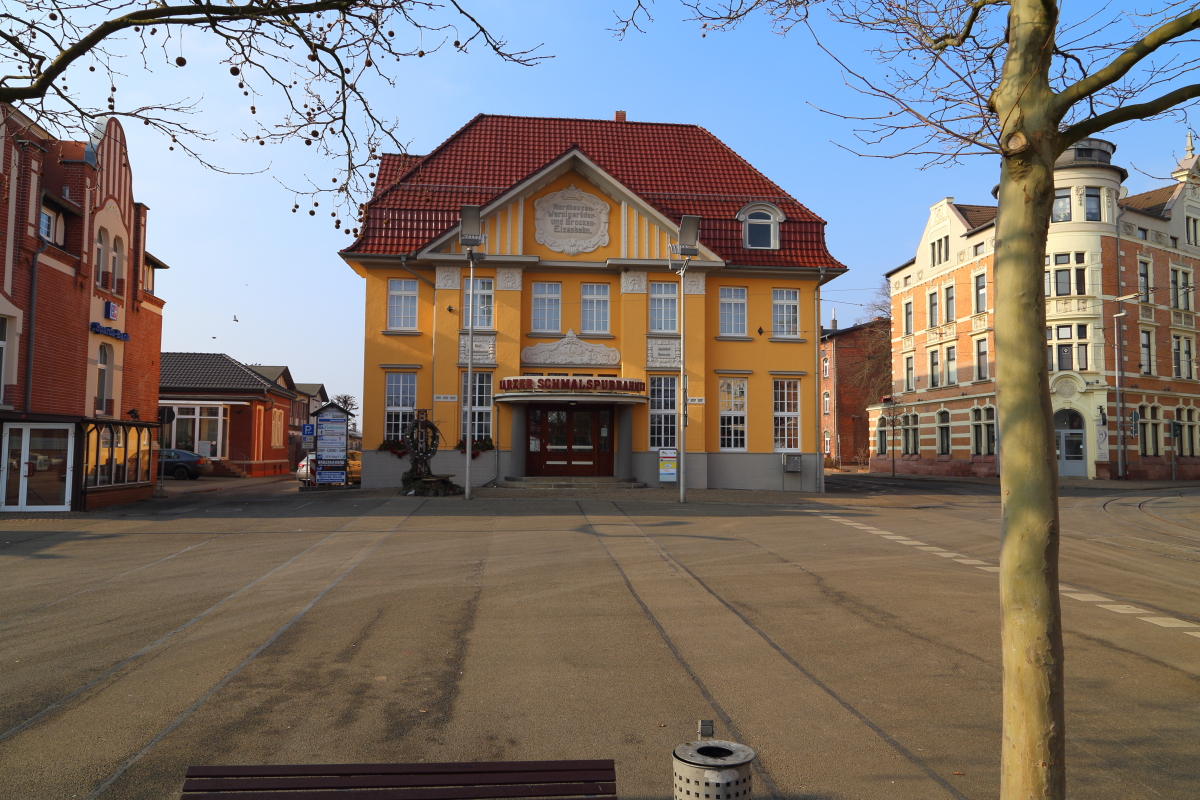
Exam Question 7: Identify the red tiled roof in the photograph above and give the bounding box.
[1124,184,1176,219]
[346,114,845,270]
[954,203,997,231]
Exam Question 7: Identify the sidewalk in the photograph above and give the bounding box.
[843,470,1200,491]
[159,473,296,496]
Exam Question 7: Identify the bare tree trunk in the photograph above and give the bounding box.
[992,3,1066,798]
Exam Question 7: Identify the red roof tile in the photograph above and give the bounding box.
[954,203,997,231]
[346,114,845,270]
[1124,184,1176,219]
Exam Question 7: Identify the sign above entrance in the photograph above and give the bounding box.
[499,376,645,393]
[533,184,611,255]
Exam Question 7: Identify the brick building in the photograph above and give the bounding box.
[868,135,1200,480]
[820,317,889,467]
[159,353,297,477]
[0,109,168,511]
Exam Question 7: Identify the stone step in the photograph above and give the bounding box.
[496,480,647,490]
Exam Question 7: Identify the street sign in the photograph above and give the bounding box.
[315,470,346,483]
[314,410,349,483]
[302,424,315,437]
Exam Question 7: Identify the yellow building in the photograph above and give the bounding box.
[342,113,846,491]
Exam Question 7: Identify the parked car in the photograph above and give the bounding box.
[297,452,361,486]
[158,449,214,480]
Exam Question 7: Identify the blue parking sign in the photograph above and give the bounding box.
[302,424,315,436]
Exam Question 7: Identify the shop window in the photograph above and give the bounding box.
[773,379,800,451]
[387,279,418,329]
[718,378,747,450]
[85,423,153,487]
[385,373,416,440]
[649,375,676,449]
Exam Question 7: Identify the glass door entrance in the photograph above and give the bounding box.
[526,405,613,477]
[1053,409,1087,477]
[2,424,74,511]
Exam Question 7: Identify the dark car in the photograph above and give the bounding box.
[158,449,214,480]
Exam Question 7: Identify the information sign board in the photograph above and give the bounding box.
[658,449,678,482]
[302,424,315,437]
[316,470,346,483]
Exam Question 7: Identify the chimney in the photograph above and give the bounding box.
[830,309,838,330]
[614,110,627,122]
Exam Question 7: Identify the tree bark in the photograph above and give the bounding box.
[991,2,1066,798]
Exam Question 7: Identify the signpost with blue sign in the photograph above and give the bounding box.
[310,404,351,488]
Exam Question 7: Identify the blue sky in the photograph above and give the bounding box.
[104,1,1193,404]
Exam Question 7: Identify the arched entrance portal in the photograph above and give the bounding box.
[1054,409,1087,477]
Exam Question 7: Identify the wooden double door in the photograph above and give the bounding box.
[526,404,613,477]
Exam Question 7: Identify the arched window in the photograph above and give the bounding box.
[937,410,951,455]
[822,392,830,415]
[1139,404,1161,456]
[95,228,109,287]
[96,343,112,415]
[111,237,124,294]
[822,357,830,378]
[823,430,831,454]
[736,203,784,250]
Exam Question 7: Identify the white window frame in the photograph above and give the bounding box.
[1052,187,1072,222]
[972,406,997,455]
[973,272,987,313]
[1174,334,1195,380]
[944,285,956,321]
[718,378,747,451]
[773,379,800,451]
[580,283,610,334]
[904,356,914,391]
[936,410,950,455]
[903,301,913,335]
[649,282,678,333]
[1141,329,1154,376]
[464,278,494,330]
[1188,216,1200,247]
[384,373,416,440]
[822,357,829,378]
[1139,404,1161,456]
[38,208,53,240]
[387,279,419,330]
[736,202,783,250]
[1171,267,1193,311]
[460,371,493,442]
[975,337,989,380]
[719,287,747,336]
[929,349,940,388]
[772,289,800,337]
[945,345,957,385]
[649,375,677,449]
[928,291,939,328]
[532,282,562,333]
[822,391,830,415]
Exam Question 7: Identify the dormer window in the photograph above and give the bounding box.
[736,203,784,250]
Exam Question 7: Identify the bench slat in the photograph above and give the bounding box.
[186,761,615,780]
[183,769,616,794]
[181,780,618,800]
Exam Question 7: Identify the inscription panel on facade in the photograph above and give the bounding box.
[533,184,611,255]
[646,337,681,369]
[458,333,496,364]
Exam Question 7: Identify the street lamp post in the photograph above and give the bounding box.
[1113,292,1139,480]
[459,205,487,500]
[669,215,702,504]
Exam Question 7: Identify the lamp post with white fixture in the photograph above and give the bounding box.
[668,215,702,504]
[459,205,486,499]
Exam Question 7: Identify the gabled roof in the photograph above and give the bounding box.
[248,365,296,391]
[1124,184,1175,219]
[294,383,328,401]
[954,203,997,232]
[346,114,846,270]
[160,352,295,396]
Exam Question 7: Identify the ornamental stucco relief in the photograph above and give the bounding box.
[684,273,706,295]
[458,333,496,364]
[621,270,647,294]
[533,184,611,256]
[646,337,681,369]
[436,266,461,290]
[496,267,522,291]
[520,330,621,366]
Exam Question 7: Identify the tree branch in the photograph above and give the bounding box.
[1061,80,1200,143]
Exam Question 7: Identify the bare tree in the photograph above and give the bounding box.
[0,0,544,219]
[619,2,1200,798]
[331,393,358,414]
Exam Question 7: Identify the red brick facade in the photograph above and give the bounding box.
[821,319,889,467]
[0,110,166,511]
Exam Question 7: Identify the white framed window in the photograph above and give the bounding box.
[1141,329,1154,375]
[773,379,800,451]
[1174,335,1195,380]
[0,317,7,405]
[96,343,112,414]
[737,203,783,250]
[823,430,831,455]
[1188,216,1200,246]
[387,279,418,330]
[649,375,677,449]
[822,391,830,415]
[718,378,747,450]
[38,208,53,240]
[1085,187,1102,221]
[972,407,997,455]
[822,357,829,378]
[719,287,747,335]
[532,282,561,332]
[945,346,957,385]
[928,291,939,327]
[937,410,950,455]
[876,419,888,455]
[384,373,416,440]
[95,227,108,286]
[1171,267,1192,311]
[271,409,285,448]
[903,301,913,335]
[929,350,940,388]
[1138,261,1151,304]
[111,237,124,293]
[1139,404,1161,456]
[902,414,919,455]
[975,337,989,380]
[772,289,799,337]
[464,278,494,329]
[930,235,950,266]
[460,371,493,442]
[1052,187,1072,222]
[1177,407,1197,457]
[650,282,678,333]
[904,356,914,391]
[974,273,987,313]
[581,284,609,333]
[944,285,955,321]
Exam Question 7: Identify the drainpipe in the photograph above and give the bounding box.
[25,233,48,413]
[816,265,826,491]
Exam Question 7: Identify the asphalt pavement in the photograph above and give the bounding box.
[0,476,1196,799]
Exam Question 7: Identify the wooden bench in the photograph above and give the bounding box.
[180,759,617,800]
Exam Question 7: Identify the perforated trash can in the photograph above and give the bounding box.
[672,740,755,800]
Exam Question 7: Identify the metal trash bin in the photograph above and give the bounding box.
[672,732,755,800]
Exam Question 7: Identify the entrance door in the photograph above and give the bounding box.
[526,405,613,477]
[2,424,74,511]
[1053,409,1087,477]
